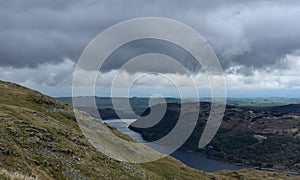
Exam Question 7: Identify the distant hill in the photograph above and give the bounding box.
[129,102,300,173]
[58,96,300,121]
[0,80,297,179]
[262,104,300,114]
[224,97,300,107]
[57,96,183,119]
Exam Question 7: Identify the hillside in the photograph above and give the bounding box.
[262,104,300,114]
[0,80,298,179]
[129,102,300,172]
[0,80,212,179]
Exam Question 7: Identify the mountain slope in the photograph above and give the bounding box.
[0,81,212,179]
[0,80,297,179]
[130,102,300,172]
[262,104,300,114]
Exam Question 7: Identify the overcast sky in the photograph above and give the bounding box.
[0,0,300,97]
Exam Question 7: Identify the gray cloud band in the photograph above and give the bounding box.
[2,0,300,76]
[72,17,226,163]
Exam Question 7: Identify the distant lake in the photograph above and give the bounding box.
[103,119,249,172]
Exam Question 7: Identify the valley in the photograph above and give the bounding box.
[1,81,299,179]
[129,102,300,173]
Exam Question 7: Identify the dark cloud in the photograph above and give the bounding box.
[0,0,300,74]
[100,39,201,74]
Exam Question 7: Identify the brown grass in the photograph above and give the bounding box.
[0,168,37,180]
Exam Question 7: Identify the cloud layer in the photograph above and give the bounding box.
[0,0,300,96]
[1,0,300,70]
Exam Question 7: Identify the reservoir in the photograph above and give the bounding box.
[103,119,249,172]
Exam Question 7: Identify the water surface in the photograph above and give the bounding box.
[103,119,249,172]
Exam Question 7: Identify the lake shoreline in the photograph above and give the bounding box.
[176,147,300,176]
[103,119,300,176]
[104,119,249,172]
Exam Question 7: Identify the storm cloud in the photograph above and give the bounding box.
[0,0,300,90]
[1,0,300,71]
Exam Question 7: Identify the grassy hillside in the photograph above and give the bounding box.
[0,80,213,179]
[0,80,298,179]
